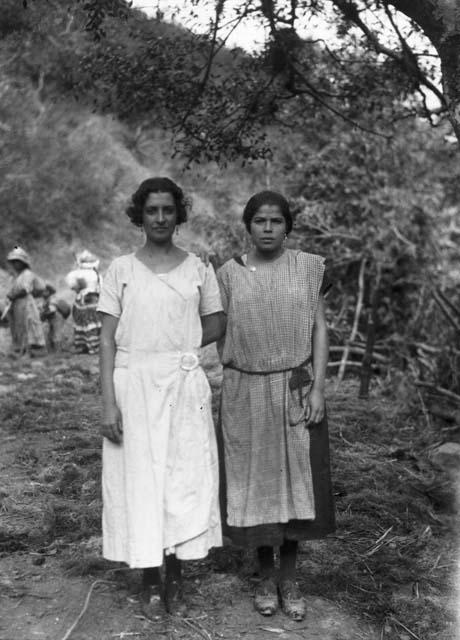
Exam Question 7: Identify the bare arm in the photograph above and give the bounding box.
[307,296,329,425]
[201,311,226,347]
[99,312,123,444]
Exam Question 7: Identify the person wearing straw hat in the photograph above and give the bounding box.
[66,250,102,355]
[5,246,46,356]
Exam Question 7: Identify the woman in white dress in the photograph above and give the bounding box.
[98,177,225,615]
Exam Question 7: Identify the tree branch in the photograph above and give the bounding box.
[331,0,446,108]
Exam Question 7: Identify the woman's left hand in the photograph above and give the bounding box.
[306,388,325,426]
[194,249,217,267]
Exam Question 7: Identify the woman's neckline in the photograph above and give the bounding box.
[242,248,288,271]
[133,251,190,276]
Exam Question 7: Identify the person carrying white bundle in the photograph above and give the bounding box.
[66,249,102,354]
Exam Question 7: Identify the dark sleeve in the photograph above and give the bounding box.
[320,262,332,296]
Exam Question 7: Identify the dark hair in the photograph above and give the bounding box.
[242,190,293,234]
[126,177,189,228]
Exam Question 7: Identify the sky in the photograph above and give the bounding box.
[131,0,333,51]
[130,0,442,109]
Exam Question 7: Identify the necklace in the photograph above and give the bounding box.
[245,248,285,272]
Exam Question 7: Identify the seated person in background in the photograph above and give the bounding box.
[40,283,71,352]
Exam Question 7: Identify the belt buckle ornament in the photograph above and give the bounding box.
[180,352,199,371]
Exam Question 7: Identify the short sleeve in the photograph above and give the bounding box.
[199,263,223,316]
[32,274,46,295]
[97,260,122,318]
[216,266,229,314]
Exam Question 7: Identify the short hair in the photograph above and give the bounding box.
[242,190,293,234]
[126,177,189,228]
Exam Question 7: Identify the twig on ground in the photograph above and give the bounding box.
[178,616,213,640]
[360,559,377,587]
[389,615,421,640]
[415,382,460,403]
[416,387,431,430]
[428,554,442,574]
[363,526,393,556]
[431,289,460,332]
[59,579,114,640]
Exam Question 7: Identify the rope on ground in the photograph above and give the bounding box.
[59,579,114,640]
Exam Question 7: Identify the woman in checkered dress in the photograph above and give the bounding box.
[216,191,335,622]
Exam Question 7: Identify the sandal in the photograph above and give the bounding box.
[254,577,278,616]
[278,579,306,621]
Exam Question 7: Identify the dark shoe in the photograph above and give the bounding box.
[254,577,278,616]
[278,579,306,621]
[164,578,187,617]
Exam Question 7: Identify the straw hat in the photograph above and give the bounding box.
[7,246,31,267]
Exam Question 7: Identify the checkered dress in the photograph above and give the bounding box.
[217,250,335,545]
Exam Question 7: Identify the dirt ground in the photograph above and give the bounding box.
[0,332,458,640]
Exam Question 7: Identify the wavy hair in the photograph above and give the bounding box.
[242,190,293,234]
[126,177,189,228]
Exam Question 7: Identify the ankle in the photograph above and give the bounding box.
[143,567,160,587]
[257,546,275,579]
[279,571,297,583]
[165,554,182,583]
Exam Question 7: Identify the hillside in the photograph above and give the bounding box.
[0,1,259,285]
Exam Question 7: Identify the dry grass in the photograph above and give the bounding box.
[0,358,457,639]
[315,378,458,639]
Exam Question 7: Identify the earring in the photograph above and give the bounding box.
[175,226,179,235]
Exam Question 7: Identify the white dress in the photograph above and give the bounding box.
[97,253,223,568]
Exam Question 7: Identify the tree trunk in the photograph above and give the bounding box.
[438,35,460,141]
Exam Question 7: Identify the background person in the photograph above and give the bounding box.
[216,190,335,622]
[40,283,71,352]
[97,177,226,615]
[4,246,46,356]
[66,250,102,354]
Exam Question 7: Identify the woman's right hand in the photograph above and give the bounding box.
[101,404,123,444]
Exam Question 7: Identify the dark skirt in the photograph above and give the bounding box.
[72,298,101,354]
[217,412,335,548]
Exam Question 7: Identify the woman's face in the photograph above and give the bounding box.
[8,260,26,274]
[142,191,178,244]
[249,204,286,253]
